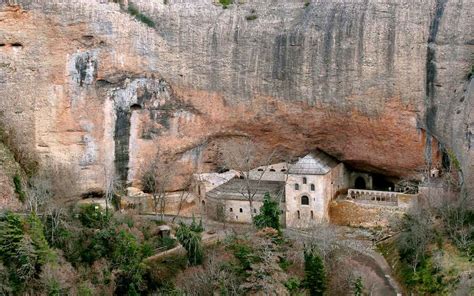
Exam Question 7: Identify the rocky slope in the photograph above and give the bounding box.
[0,0,472,196]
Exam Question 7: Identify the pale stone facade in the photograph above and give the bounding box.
[202,150,351,228]
[199,150,415,229]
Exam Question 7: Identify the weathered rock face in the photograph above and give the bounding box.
[0,0,472,195]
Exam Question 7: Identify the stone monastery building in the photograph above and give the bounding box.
[199,150,376,229]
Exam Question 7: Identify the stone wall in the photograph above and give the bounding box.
[329,200,406,228]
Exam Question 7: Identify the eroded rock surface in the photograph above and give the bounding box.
[0,0,472,195]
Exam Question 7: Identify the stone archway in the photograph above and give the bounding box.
[355,176,366,189]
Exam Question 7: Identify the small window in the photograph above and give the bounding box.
[253,208,257,213]
[201,200,205,206]
[257,168,264,171]
[239,208,243,213]
[297,210,300,219]
[295,184,299,190]
[280,210,284,214]
[281,169,287,172]
[310,184,315,191]
[229,208,233,212]
[270,168,276,172]
[236,216,238,220]
[301,195,309,205]
[303,177,307,184]
[311,211,314,219]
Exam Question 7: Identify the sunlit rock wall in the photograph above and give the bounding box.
[0,0,472,195]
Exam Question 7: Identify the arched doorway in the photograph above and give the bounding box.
[355,176,366,189]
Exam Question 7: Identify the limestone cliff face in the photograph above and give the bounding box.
[0,0,472,195]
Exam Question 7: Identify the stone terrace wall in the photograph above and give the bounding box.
[329,199,405,228]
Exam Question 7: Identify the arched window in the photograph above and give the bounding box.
[311,210,314,219]
[229,208,233,212]
[270,168,276,172]
[310,184,315,191]
[295,184,299,190]
[303,177,307,184]
[201,200,205,206]
[239,208,243,213]
[301,195,309,205]
[297,210,300,219]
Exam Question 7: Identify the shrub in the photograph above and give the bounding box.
[111,230,148,294]
[13,174,26,202]
[78,204,111,229]
[219,0,233,9]
[176,223,203,265]
[253,192,280,231]
[284,277,301,293]
[303,246,326,296]
[353,276,364,296]
[400,257,445,294]
[246,14,257,21]
[190,215,204,233]
[228,241,257,271]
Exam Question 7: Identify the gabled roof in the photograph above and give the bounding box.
[288,150,338,175]
[206,178,285,201]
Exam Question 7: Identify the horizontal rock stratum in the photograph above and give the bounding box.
[0,0,472,195]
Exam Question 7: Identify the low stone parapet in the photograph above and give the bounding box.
[347,189,417,207]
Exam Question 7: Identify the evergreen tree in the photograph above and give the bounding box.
[303,246,326,296]
[253,192,280,230]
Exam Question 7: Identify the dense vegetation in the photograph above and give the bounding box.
[379,197,473,294]
[0,205,179,295]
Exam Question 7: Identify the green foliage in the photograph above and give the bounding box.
[246,14,258,21]
[154,236,177,251]
[446,149,461,171]
[13,174,26,202]
[112,230,148,294]
[77,282,94,296]
[253,192,280,231]
[127,3,156,28]
[279,256,292,271]
[353,277,364,296]
[78,204,111,229]
[303,246,326,296]
[284,277,301,293]
[0,212,56,293]
[228,241,258,272]
[176,223,203,265]
[400,258,446,294]
[219,0,233,9]
[190,214,204,233]
[25,212,56,264]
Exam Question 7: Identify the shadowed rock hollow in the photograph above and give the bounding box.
[0,0,472,194]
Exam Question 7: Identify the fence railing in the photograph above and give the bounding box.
[347,189,398,205]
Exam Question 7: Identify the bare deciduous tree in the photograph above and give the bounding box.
[141,155,177,221]
[219,138,279,219]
